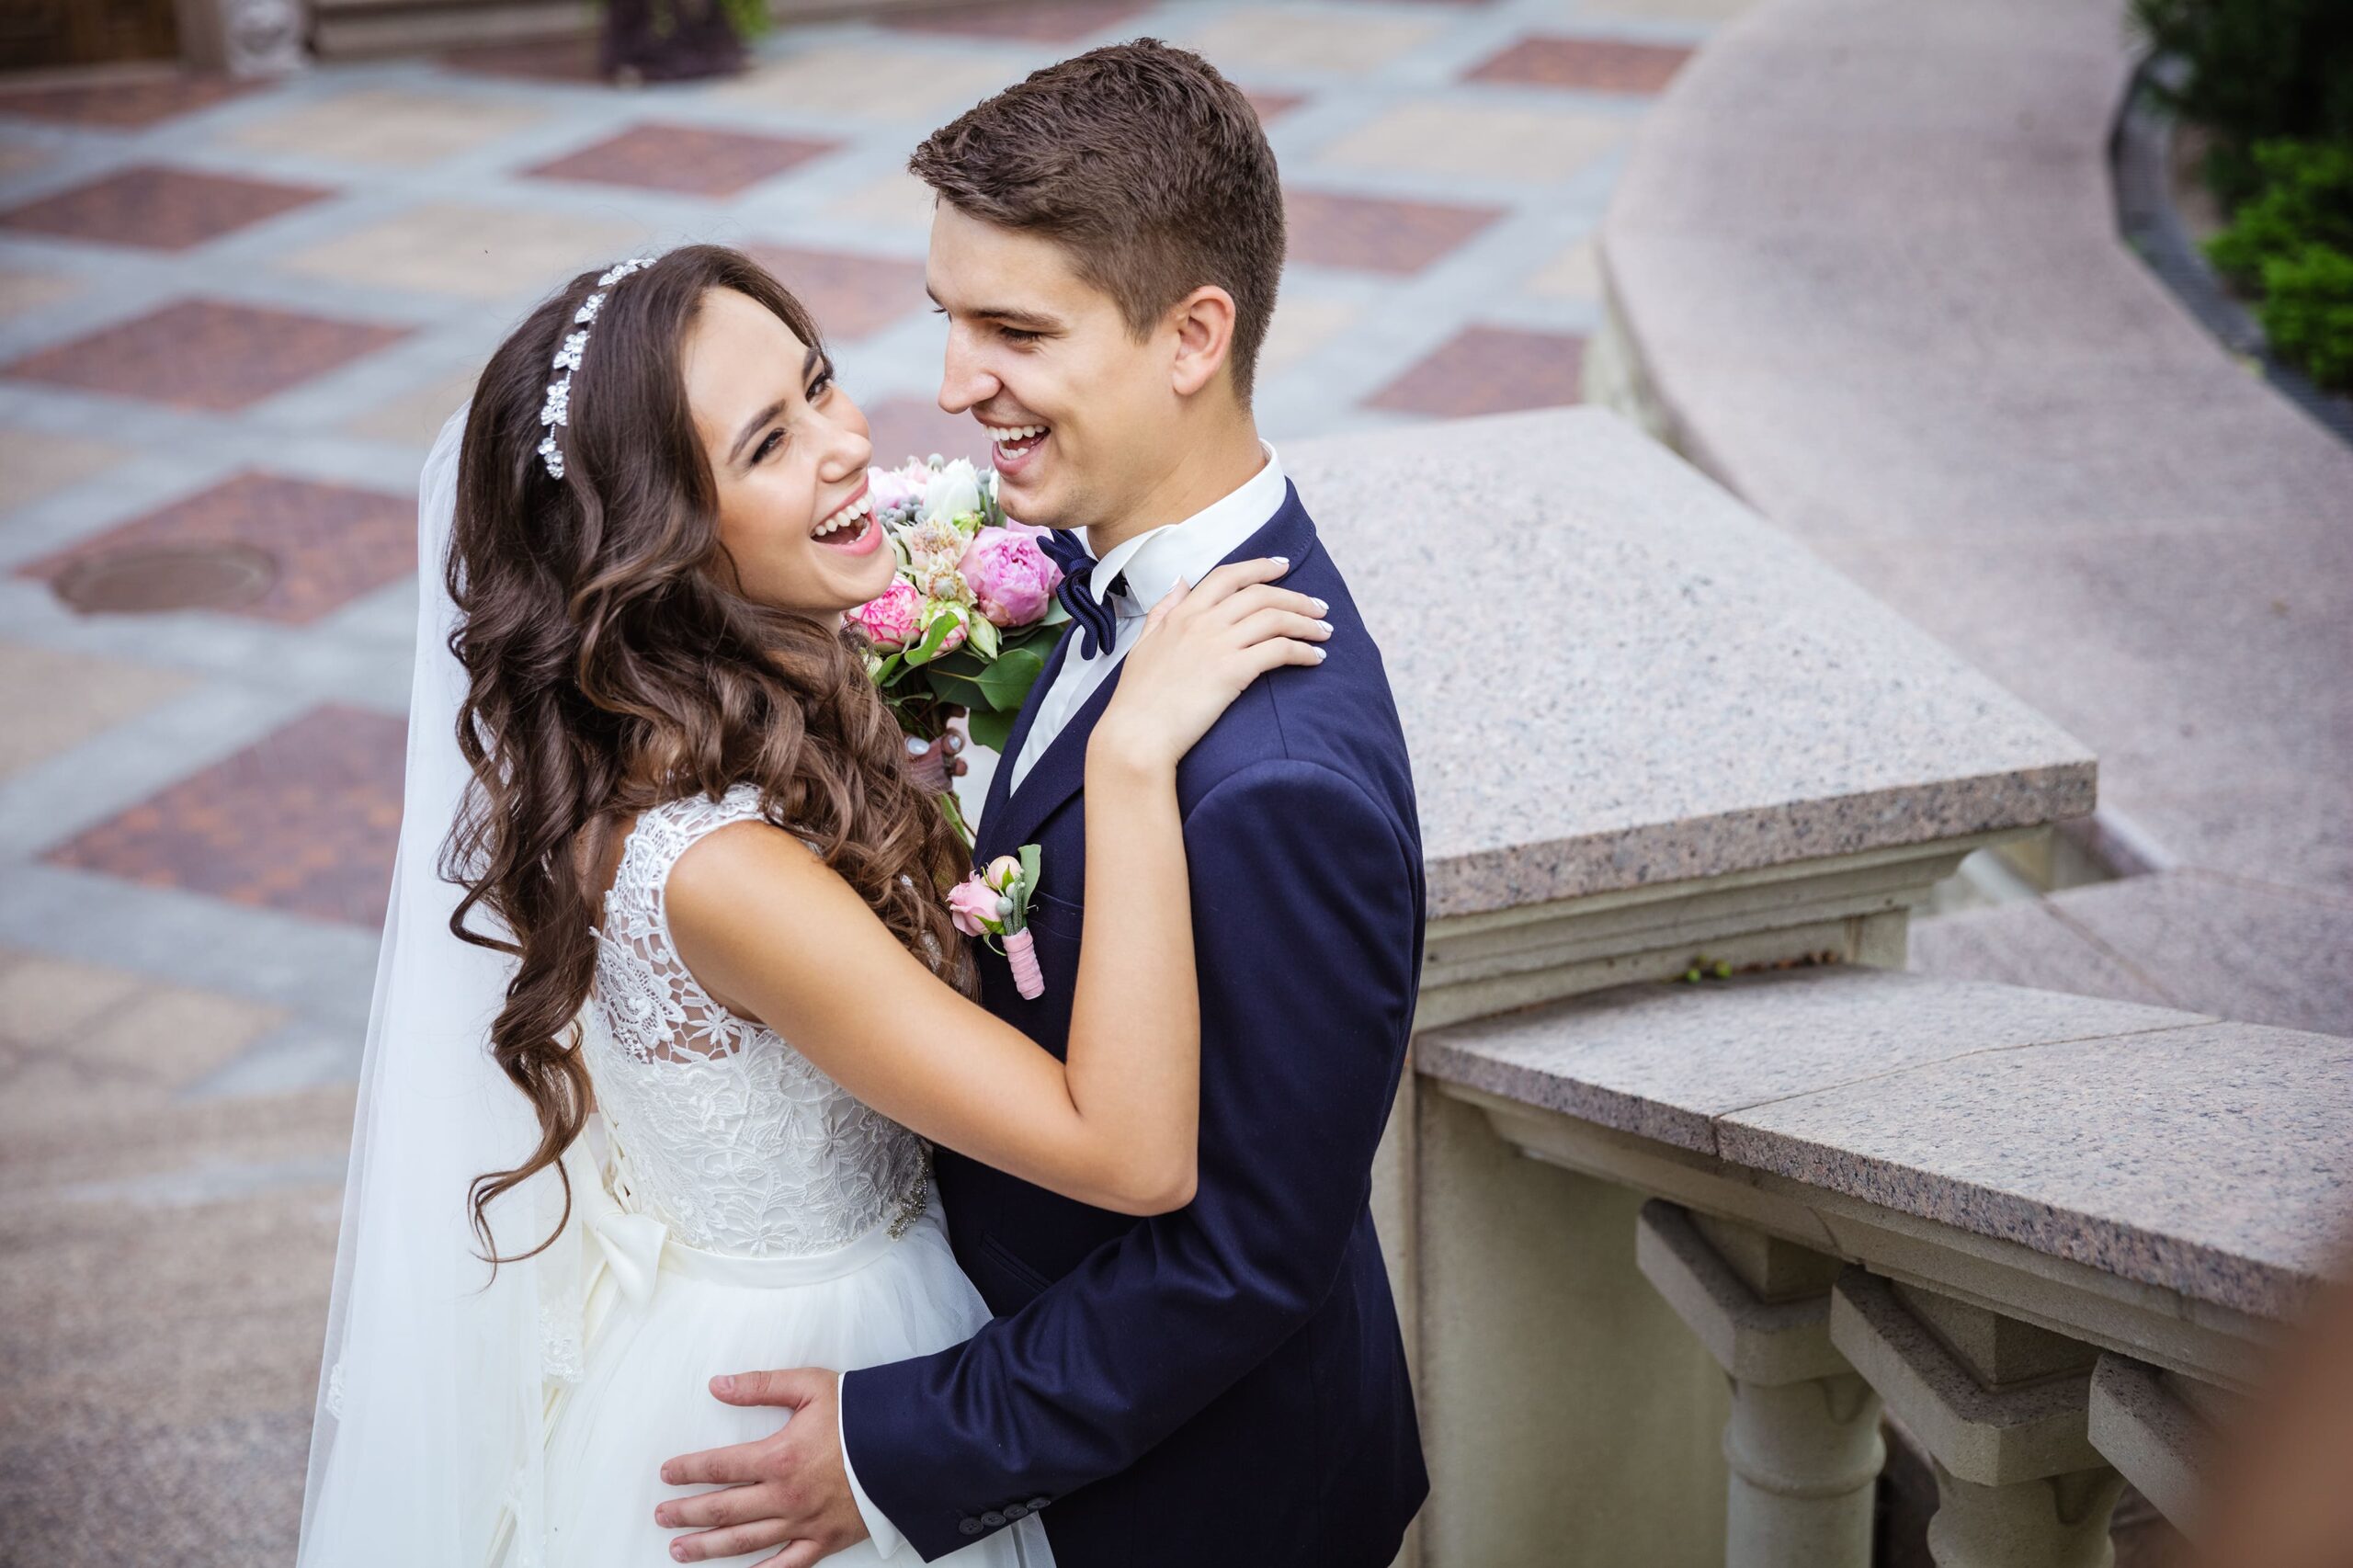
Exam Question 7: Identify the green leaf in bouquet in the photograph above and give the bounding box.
[1038,597,1070,629]
[923,665,985,709]
[975,645,1046,711]
[965,704,1017,754]
[871,651,905,686]
[901,609,964,668]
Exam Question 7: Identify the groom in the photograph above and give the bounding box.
[661,41,1427,1565]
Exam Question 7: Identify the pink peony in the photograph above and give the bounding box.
[947,876,1001,937]
[846,578,921,650]
[960,526,1063,628]
[867,465,922,518]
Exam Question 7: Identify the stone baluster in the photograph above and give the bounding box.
[1831,1272,2123,1568]
[1635,1202,1881,1568]
[2086,1354,2222,1541]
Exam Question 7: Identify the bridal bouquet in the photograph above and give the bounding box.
[847,456,1069,805]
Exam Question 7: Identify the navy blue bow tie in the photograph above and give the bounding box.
[1039,528,1127,660]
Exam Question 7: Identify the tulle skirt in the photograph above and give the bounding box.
[538,1202,1052,1568]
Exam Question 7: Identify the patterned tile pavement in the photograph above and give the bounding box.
[3,298,408,410]
[527,121,842,197]
[0,165,330,251]
[1366,324,1586,416]
[44,704,406,927]
[0,6,1739,1560]
[18,471,416,625]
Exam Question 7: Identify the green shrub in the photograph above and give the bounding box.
[2131,0,2353,202]
[2256,243,2353,388]
[2204,138,2353,287]
[2203,138,2353,388]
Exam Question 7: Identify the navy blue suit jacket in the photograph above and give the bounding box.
[842,488,1428,1566]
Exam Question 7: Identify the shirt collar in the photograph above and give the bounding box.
[1086,442,1288,613]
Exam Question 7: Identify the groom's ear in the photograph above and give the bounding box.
[1167,284,1240,401]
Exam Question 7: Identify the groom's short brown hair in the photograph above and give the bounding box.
[910,39,1285,402]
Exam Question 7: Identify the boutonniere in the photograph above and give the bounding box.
[949,845,1045,1000]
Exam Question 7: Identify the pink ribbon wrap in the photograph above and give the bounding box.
[1005,927,1044,1000]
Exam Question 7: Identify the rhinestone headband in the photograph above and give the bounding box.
[538,256,657,481]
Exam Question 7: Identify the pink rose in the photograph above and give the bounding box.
[960,526,1063,628]
[947,876,1001,937]
[847,578,921,650]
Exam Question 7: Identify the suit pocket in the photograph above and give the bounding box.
[1025,891,1083,936]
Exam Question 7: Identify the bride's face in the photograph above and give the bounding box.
[681,287,889,618]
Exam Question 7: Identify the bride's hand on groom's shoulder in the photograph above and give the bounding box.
[1091,556,1332,778]
[656,1366,867,1565]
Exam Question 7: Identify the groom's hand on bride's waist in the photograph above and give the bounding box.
[657,1367,870,1565]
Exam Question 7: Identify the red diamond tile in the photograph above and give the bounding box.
[861,396,991,471]
[527,123,839,199]
[0,73,254,129]
[881,1,1151,41]
[1245,89,1308,124]
[0,165,330,253]
[442,34,603,82]
[46,705,405,928]
[1467,36,1692,94]
[2,299,407,412]
[740,244,928,343]
[1366,325,1586,418]
[1284,189,1506,276]
[19,471,415,625]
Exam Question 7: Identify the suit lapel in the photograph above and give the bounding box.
[983,655,1128,857]
[977,483,1319,858]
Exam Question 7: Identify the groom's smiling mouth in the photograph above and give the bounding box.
[982,420,1050,475]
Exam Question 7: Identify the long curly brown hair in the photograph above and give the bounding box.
[444,244,972,1263]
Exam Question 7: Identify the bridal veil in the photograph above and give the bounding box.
[299,405,574,1567]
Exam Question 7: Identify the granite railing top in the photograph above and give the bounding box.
[1288,409,2096,920]
[1419,963,2353,1322]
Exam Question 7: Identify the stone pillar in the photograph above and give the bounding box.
[174,0,305,75]
[1831,1271,2123,1568]
[1635,1202,1881,1568]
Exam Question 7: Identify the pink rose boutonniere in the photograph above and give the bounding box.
[949,846,1045,999]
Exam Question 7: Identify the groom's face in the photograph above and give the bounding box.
[927,204,1176,534]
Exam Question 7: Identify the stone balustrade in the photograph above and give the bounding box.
[1287,406,2351,1566]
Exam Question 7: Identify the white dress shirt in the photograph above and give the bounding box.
[837,442,1288,1558]
[1009,442,1290,793]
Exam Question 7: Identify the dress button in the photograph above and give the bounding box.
[959,1519,983,1536]
[1026,1496,1051,1512]
[981,1511,1006,1528]
[1003,1504,1029,1521]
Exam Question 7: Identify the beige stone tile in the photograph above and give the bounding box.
[1527,235,1603,300]
[0,264,82,322]
[710,46,1018,119]
[0,426,122,510]
[1319,102,1626,182]
[342,367,482,449]
[0,640,196,781]
[217,87,549,166]
[0,950,148,1048]
[1581,0,1756,21]
[81,984,284,1085]
[1256,294,1360,381]
[1179,10,1438,74]
[278,202,645,300]
[824,169,940,232]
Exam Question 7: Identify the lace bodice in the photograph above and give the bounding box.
[585,785,928,1257]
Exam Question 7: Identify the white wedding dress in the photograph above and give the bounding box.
[518,784,1052,1567]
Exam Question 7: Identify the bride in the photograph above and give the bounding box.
[297,244,1331,1568]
